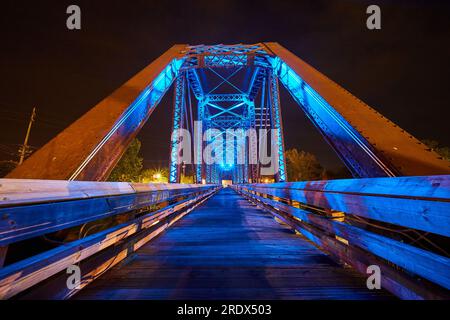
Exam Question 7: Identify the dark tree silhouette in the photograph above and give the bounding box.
[107,138,143,182]
[285,148,325,182]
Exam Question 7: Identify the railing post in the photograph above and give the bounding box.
[0,246,7,268]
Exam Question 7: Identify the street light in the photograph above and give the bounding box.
[153,173,162,180]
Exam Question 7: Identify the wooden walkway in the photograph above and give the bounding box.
[74,188,392,300]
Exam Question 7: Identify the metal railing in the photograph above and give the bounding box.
[0,179,220,299]
[231,175,450,300]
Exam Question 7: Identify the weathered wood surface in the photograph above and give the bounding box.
[74,189,392,300]
[242,175,450,237]
[16,190,217,300]
[236,188,449,299]
[0,188,218,300]
[0,179,216,245]
[0,179,212,206]
[236,187,450,291]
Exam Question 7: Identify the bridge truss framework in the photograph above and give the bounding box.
[7,43,450,182]
[169,46,288,184]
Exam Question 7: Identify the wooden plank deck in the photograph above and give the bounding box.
[74,188,393,300]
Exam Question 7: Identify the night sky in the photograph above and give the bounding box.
[1,0,449,171]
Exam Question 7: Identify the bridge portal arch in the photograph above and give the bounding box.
[7,43,450,182]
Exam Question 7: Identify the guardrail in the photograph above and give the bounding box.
[231,175,450,300]
[0,179,220,299]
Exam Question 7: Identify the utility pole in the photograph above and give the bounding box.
[18,107,36,165]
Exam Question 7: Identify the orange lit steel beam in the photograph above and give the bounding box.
[265,42,450,177]
[8,45,187,181]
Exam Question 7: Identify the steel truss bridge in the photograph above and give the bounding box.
[0,43,449,300]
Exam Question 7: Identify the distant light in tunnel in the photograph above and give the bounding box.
[220,163,234,170]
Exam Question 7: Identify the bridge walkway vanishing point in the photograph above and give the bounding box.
[74,188,392,300]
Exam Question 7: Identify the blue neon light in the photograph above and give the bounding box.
[70,57,184,181]
[169,74,186,183]
[204,55,247,67]
[270,57,395,178]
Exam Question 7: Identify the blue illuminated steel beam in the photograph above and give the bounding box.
[271,56,392,178]
[204,54,247,68]
[206,67,243,95]
[169,74,186,183]
[186,69,203,99]
[265,42,450,177]
[182,44,272,69]
[207,101,246,120]
[198,67,257,184]
[247,99,257,182]
[208,67,245,94]
[247,67,266,101]
[205,94,247,102]
[16,43,447,184]
[195,99,206,184]
[268,72,287,182]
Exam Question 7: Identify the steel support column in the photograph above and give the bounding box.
[195,99,206,184]
[169,74,186,183]
[269,72,287,182]
[247,99,257,183]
